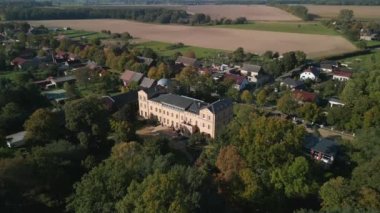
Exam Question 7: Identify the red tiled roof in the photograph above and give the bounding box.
[11,57,27,65]
[292,90,317,102]
[333,70,352,78]
[225,73,246,85]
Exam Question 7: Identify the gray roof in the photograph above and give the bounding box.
[304,135,339,156]
[140,77,156,89]
[208,99,232,113]
[157,78,170,87]
[6,131,26,147]
[328,97,344,104]
[175,56,199,67]
[52,75,76,83]
[151,93,207,113]
[242,64,262,73]
[137,56,154,66]
[282,78,304,87]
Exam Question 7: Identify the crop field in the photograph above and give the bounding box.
[185,5,300,21]
[305,5,380,20]
[29,19,357,58]
[214,21,339,35]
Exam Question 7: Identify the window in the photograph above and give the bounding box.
[150,106,152,110]
[208,116,210,120]
[208,124,210,129]
[171,113,173,117]
[202,123,205,127]
[176,114,178,119]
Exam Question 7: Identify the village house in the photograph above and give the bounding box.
[332,70,353,81]
[41,89,68,104]
[292,90,318,104]
[224,73,249,91]
[304,134,339,165]
[300,67,320,81]
[46,76,76,88]
[320,60,340,73]
[280,78,304,90]
[328,97,345,107]
[120,70,144,87]
[240,64,263,83]
[138,89,233,138]
[102,90,138,112]
[175,56,201,68]
[139,77,157,89]
[136,56,156,67]
[6,131,27,148]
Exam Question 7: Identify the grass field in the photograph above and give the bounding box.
[214,21,339,35]
[57,29,111,40]
[134,41,225,59]
[340,51,380,72]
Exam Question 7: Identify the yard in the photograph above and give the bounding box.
[340,50,380,72]
[56,29,111,41]
[134,41,225,59]
[214,21,339,36]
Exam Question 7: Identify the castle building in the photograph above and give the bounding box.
[138,89,233,138]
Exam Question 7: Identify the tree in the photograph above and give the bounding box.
[256,89,267,106]
[226,87,239,102]
[319,177,353,211]
[230,47,245,63]
[23,108,61,145]
[277,93,298,115]
[110,120,136,143]
[295,51,307,65]
[240,90,253,104]
[338,9,354,23]
[116,166,205,213]
[271,157,317,198]
[64,97,109,149]
[281,51,297,71]
[68,141,173,213]
[63,82,79,99]
[183,50,196,59]
[216,145,247,181]
[297,103,320,123]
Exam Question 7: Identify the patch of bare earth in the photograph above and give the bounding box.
[29,19,357,57]
[305,5,380,19]
[186,5,301,21]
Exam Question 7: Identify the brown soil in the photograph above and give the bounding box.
[29,19,357,57]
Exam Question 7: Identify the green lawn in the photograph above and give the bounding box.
[366,40,380,48]
[213,21,339,36]
[134,41,226,59]
[58,30,111,40]
[340,51,380,72]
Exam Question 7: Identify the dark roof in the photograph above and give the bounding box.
[320,60,339,69]
[52,75,76,83]
[11,57,28,65]
[208,99,233,113]
[282,78,304,87]
[175,56,199,67]
[242,64,262,73]
[139,77,156,89]
[304,135,339,156]
[151,93,207,113]
[137,56,155,66]
[109,91,138,109]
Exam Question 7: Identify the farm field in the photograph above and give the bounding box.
[185,5,300,21]
[28,19,357,58]
[134,41,224,59]
[305,5,380,20]
[214,21,339,35]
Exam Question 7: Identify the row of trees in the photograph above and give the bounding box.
[273,4,312,21]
